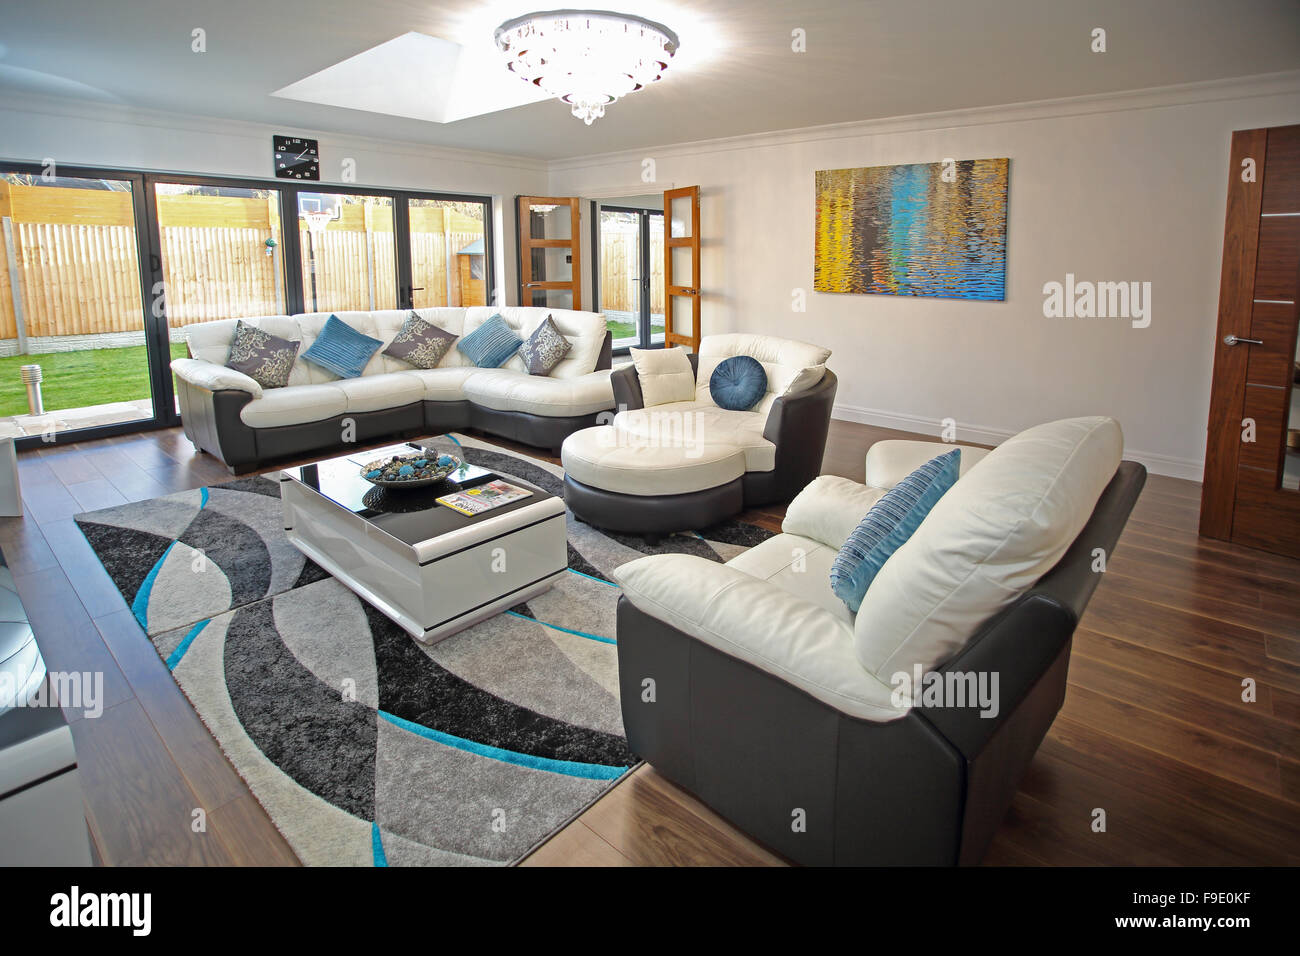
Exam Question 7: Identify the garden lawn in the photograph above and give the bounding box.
[0,343,187,418]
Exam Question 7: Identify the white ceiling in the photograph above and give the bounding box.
[1,0,1297,161]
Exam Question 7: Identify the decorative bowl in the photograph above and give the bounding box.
[359,452,465,489]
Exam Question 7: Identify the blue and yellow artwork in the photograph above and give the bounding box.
[814,158,1009,300]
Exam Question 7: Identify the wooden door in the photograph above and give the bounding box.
[517,196,581,310]
[663,185,701,350]
[1199,125,1300,558]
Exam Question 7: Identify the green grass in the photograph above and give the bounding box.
[0,343,188,417]
[606,321,666,341]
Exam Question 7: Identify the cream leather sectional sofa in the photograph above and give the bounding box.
[171,306,615,471]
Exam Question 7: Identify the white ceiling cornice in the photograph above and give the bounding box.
[546,70,1300,173]
[4,70,1298,179]
[0,91,550,173]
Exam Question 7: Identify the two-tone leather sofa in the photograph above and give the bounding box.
[561,333,838,537]
[611,417,1146,865]
[171,306,614,472]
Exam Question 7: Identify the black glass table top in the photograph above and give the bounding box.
[280,442,555,548]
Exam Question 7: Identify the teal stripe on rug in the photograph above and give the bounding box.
[372,822,388,867]
[504,610,614,645]
[378,710,628,780]
[166,618,210,671]
[133,487,208,632]
[132,540,176,630]
[567,568,616,587]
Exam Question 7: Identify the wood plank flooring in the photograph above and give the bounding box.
[2,418,1296,867]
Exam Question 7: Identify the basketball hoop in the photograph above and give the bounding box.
[303,211,333,235]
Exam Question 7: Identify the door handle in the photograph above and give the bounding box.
[1223,334,1264,346]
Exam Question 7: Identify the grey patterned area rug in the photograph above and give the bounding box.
[74,433,773,866]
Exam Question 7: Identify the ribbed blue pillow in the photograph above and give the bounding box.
[710,355,767,410]
[300,315,383,379]
[457,315,523,368]
[829,449,962,613]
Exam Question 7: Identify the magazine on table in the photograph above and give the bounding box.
[436,480,532,516]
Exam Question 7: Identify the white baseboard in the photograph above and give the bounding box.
[831,402,1205,482]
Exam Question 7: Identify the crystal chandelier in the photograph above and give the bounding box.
[494,10,679,125]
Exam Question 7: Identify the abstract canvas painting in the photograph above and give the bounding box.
[814,158,1009,300]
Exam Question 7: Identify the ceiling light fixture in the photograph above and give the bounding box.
[493,9,679,125]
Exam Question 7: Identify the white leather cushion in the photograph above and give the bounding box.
[782,365,828,397]
[185,316,296,367]
[854,416,1124,681]
[612,402,775,472]
[631,347,695,407]
[694,334,831,416]
[726,532,855,629]
[170,358,263,398]
[239,383,347,428]
[463,306,607,378]
[331,372,425,414]
[782,476,887,551]
[396,366,480,401]
[614,552,904,722]
[562,425,745,495]
[865,440,992,490]
[463,368,614,417]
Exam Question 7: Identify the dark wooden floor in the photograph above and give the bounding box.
[3,418,1297,866]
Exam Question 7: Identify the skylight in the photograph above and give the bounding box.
[270,31,552,124]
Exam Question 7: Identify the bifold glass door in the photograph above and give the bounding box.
[408,199,488,309]
[0,162,493,448]
[596,205,664,350]
[0,173,155,438]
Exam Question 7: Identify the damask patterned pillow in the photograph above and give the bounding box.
[383,311,458,369]
[225,320,300,389]
[519,315,572,376]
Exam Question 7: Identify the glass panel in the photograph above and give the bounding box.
[527,202,571,241]
[528,246,574,285]
[408,198,487,309]
[0,173,153,437]
[154,183,286,412]
[598,209,640,349]
[1285,336,1299,491]
[670,243,695,287]
[297,193,396,313]
[649,212,665,345]
[528,288,573,310]
[669,194,692,238]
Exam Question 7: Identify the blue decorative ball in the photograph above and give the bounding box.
[437,455,454,466]
[366,469,382,479]
[398,464,415,476]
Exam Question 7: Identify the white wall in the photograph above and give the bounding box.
[550,74,1300,478]
[0,94,550,306]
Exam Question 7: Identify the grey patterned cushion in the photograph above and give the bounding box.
[225,320,300,389]
[519,315,572,376]
[382,311,458,370]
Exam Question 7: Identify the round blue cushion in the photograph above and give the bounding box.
[709,355,767,411]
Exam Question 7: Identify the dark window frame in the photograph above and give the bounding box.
[0,161,495,452]
[592,201,662,354]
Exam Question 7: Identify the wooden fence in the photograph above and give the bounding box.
[599,223,665,314]
[0,181,485,346]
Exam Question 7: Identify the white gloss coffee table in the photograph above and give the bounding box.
[279,442,566,644]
